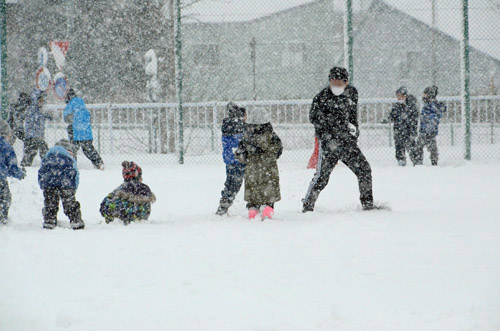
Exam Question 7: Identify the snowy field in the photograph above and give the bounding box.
[1,159,500,330]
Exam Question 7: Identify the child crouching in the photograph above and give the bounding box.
[235,107,282,220]
[100,161,156,225]
[38,139,84,230]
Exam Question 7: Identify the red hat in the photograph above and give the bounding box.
[122,161,142,181]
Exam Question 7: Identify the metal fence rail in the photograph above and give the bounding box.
[21,95,498,167]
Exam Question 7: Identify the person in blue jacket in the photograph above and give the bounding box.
[38,139,85,230]
[63,89,104,170]
[21,88,52,167]
[413,86,447,166]
[216,102,246,215]
[0,119,26,224]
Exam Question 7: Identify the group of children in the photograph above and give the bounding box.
[0,88,155,229]
[216,103,283,220]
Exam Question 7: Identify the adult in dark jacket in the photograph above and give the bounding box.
[38,139,84,230]
[413,86,446,166]
[216,102,246,215]
[235,107,282,220]
[21,89,51,167]
[63,89,104,169]
[7,92,30,145]
[386,86,419,166]
[302,67,375,212]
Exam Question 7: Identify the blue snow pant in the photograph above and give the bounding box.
[0,179,12,222]
[220,163,245,205]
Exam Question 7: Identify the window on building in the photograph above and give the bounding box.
[193,44,220,67]
[282,43,305,67]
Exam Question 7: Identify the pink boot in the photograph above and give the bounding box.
[248,208,259,220]
[262,206,274,219]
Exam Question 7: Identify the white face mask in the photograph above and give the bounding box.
[330,86,345,96]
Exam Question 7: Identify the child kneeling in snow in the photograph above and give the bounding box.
[100,161,156,225]
[38,139,84,230]
[0,119,26,224]
[235,107,282,220]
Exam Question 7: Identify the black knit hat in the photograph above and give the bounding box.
[122,161,142,181]
[329,67,349,81]
[65,88,76,104]
[227,102,246,119]
[396,86,408,96]
[423,86,438,98]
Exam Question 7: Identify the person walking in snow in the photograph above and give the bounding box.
[0,119,26,224]
[38,139,85,230]
[21,89,52,167]
[100,161,156,225]
[413,85,447,166]
[234,107,282,220]
[216,102,246,216]
[383,86,419,166]
[6,91,30,145]
[302,67,376,212]
[63,88,104,170]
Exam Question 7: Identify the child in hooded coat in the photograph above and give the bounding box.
[100,161,156,225]
[38,139,84,230]
[235,107,282,220]
[0,119,26,224]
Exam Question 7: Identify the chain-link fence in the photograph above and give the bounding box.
[2,0,500,167]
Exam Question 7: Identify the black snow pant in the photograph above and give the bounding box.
[394,132,416,165]
[303,138,374,209]
[413,134,439,166]
[219,163,245,209]
[42,188,82,224]
[21,138,49,167]
[67,125,104,168]
[0,179,11,222]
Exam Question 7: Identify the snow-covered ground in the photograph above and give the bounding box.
[1,160,500,330]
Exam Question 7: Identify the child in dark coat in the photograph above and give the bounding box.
[216,102,246,215]
[0,119,26,224]
[100,161,156,225]
[235,107,282,220]
[38,139,84,230]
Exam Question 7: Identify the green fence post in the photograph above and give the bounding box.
[462,0,471,160]
[344,0,353,83]
[0,0,8,120]
[174,0,184,164]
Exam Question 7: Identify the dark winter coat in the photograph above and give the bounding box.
[24,89,51,139]
[235,123,282,205]
[221,112,245,165]
[419,100,446,137]
[7,99,29,141]
[0,137,24,180]
[38,146,79,190]
[100,180,156,221]
[310,85,359,144]
[390,94,419,137]
[63,97,93,141]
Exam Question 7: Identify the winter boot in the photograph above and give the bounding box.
[70,219,85,230]
[43,219,57,229]
[248,208,259,220]
[216,198,231,216]
[398,159,406,166]
[262,206,274,220]
[105,216,114,224]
